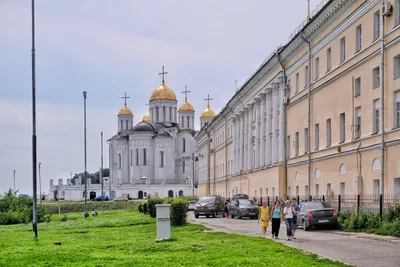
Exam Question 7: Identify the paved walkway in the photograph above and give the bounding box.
[188,213,400,267]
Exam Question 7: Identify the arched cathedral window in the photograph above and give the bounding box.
[118,154,121,169]
[182,116,184,127]
[182,138,186,152]
[187,116,190,128]
[143,149,147,166]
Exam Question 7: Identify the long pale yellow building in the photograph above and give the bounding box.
[196,0,400,201]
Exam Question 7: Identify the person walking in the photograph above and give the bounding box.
[291,197,300,239]
[258,201,270,238]
[271,200,282,239]
[283,200,294,241]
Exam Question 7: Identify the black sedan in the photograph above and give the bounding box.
[296,200,337,231]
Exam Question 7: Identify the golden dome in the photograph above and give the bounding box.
[118,105,133,116]
[142,112,151,122]
[200,107,216,118]
[178,100,195,111]
[150,82,177,101]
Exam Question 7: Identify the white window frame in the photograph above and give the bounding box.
[340,113,346,143]
[340,37,346,63]
[355,107,361,139]
[315,57,320,80]
[356,24,362,52]
[355,77,361,97]
[373,10,380,42]
[315,123,319,150]
[327,47,332,72]
[373,66,380,89]
[326,118,331,147]
[373,99,380,134]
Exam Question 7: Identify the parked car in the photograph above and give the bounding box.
[188,200,197,211]
[194,196,225,218]
[296,200,337,231]
[228,199,259,219]
[93,195,109,201]
[232,194,249,200]
[113,196,128,202]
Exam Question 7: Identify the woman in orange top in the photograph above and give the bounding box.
[258,201,270,238]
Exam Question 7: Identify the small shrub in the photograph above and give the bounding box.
[138,203,143,213]
[147,198,164,218]
[60,214,68,222]
[166,197,188,226]
[142,203,148,214]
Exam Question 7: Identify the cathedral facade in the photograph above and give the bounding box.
[49,69,217,200]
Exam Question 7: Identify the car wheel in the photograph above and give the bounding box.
[237,212,242,219]
[212,210,217,218]
[194,214,199,218]
[206,215,210,218]
[302,220,309,231]
[230,213,235,219]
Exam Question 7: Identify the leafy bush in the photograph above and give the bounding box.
[163,197,188,226]
[147,198,164,218]
[138,203,143,213]
[0,189,51,225]
[142,203,148,214]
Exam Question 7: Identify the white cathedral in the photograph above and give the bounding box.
[48,68,217,200]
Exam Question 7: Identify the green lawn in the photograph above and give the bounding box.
[0,211,347,267]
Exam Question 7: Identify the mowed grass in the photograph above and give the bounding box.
[0,210,347,267]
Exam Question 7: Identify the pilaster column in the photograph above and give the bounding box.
[255,98,260,169]
[260,93,266,167]
[232,117,237,173]
[239,112,244,172]
[265,88,272,165]
[247,104,253,170]
[243,108,248,171]
[271,83,279,164]
[236,114,240,173]
[278,77,286,163]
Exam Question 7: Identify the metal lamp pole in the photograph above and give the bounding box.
[101,132,104,215]
[83,91,88,218]
[38,162,42,205]
[31,0,38,238]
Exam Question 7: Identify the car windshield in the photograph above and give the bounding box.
[238,200,255,206]
[198,197,215,204]
[306,202,332,209]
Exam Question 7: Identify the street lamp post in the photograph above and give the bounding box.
[83,91,88,218]
[100,132,104,215]
[38,162,42,205]
[31,0,38,238]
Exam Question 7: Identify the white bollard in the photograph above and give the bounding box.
[155,204,171,241]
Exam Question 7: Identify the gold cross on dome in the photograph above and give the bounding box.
[181,85,191,101]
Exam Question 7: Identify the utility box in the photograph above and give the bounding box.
[155,204,171,241]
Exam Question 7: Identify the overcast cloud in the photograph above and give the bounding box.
[0,0,321,195]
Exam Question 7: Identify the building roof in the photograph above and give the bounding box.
[200,107,216,118]
[118,105,133,116]
[131,121,155,132]
[178,100,195,111]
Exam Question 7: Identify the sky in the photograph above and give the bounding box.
[0,0,322,195]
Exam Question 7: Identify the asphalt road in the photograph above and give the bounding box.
[187,213,400,267]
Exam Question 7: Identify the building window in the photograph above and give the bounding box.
[287,135,291,158]
[340,113,346,143]
[287,79,291,98]
[315,184,320,199]
[130,149,133,166]
[143,148,147,166]
[160,151,164,167]
[181,116,184,127]
[373,10,380,41]
[340,37,346,63]
[305,185,309,198]
[326,118,331,147]
[136,149,139,166]
[182,160,185,173]
[156,107,159,121]
[305,65,309,87]
[169,107,172,121]
[326,47,332,72]
[288,187,291,199]
[355,106,361,139]
[373,179,380,201]
[354,77,361,97]
[394,55,400,80]
[295,131,299,156]
[304,128,309,154]
[395,91,400,128]
[187,116,190,128]
[295,73,299,93]
[356,25,362,52]
[394,178,400,201]
[120,120,123,131]
[314,123,319,150]
[163,106,166,121]
[296,186,299,197]
[373,99,380,134]
[315,57,320,80]
[340,182,345,201]
[395,0,400,27]
[118,154,121,169]
[373,66,380,89]
[182,138,186,152]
